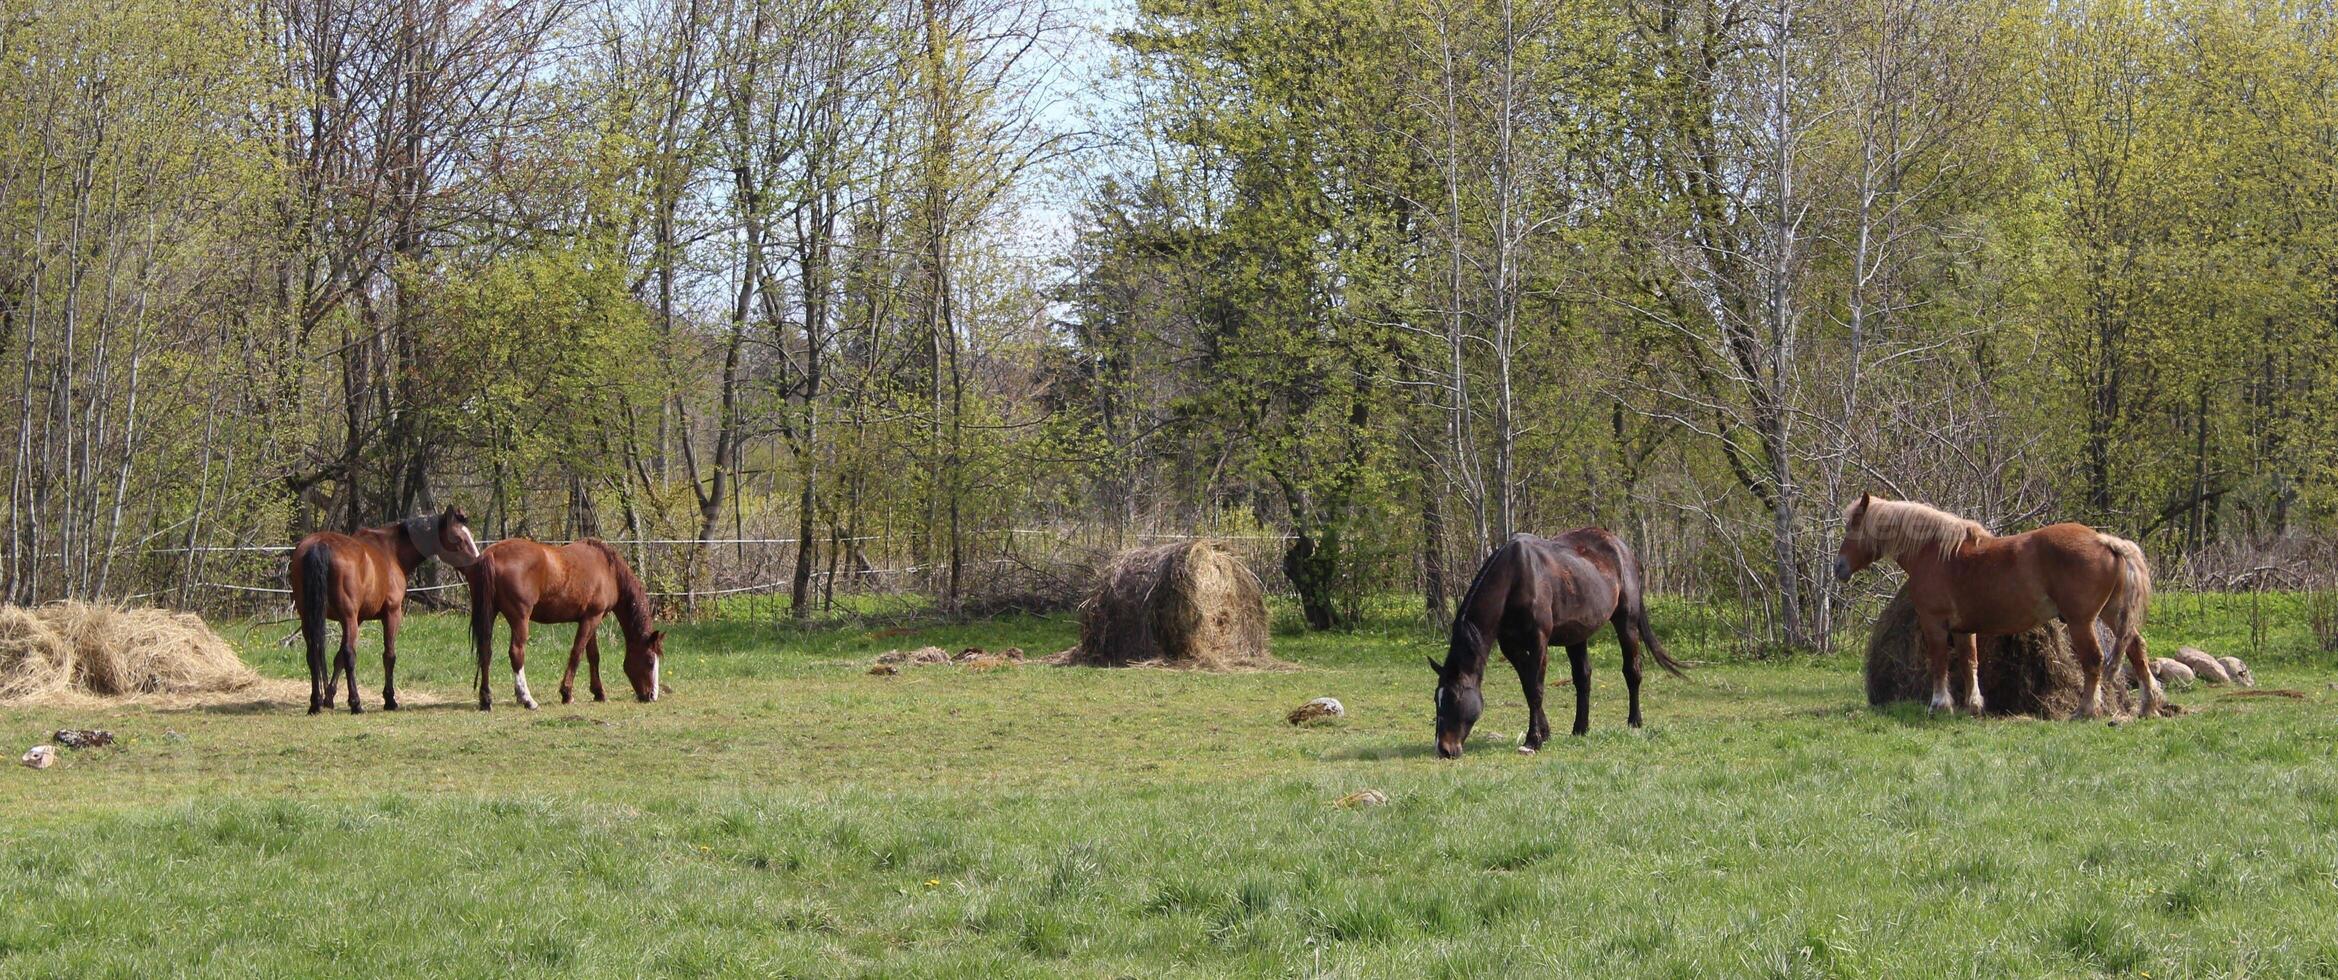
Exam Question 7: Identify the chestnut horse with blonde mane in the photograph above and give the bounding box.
[1833,493,2164,719]
[463,537,664,710]
[289,506,483,714]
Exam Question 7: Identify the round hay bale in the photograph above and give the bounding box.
[0,601,263,705]
[1065,540,1279,669]
[1863,586,2138,719]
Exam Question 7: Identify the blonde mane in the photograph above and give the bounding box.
[1845,497,1991,560]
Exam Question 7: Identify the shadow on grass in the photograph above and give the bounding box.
[1319,740,1446,761]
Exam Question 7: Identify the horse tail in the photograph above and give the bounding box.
[296,541,334,677]
[1617,540,1690,679]
[2098,532,2152,644]
[466,552,497,700]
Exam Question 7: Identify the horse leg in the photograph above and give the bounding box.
[509,614,539,710]
[1920,618,1954,715]
[2123,630,2164,717]
[1566,642,1593,736]
[586,626,607,702]
[1957,632,1983,716]
[380,606,402,712]
[337,615,363,714]
[304,623,328,716]
[474,610,497,711]
[1613,612,1645,728]
[2068,615,2107,719]
[559,618,592,705]
[1500,630,1548,753]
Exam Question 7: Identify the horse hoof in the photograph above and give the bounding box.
[348,705,363,715]
[382,700,399,712]
[593,692,606,703]
[1516,745,1538,756]
[307,705,322,716]
[560,691,574,705]
[521,700,538,711]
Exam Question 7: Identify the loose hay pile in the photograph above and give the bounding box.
[1864,586,2148,719]
[1062,540,1281,670]
[0,601,268,706]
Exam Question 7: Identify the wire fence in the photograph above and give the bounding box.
[54,523,2338,661]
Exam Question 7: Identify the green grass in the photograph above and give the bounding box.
[4,595,2337,976]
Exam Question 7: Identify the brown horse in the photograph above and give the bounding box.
[1431,530,1688,758]
[289,506,482,714]
[1832,493,2164,719]
[463,537,664,710]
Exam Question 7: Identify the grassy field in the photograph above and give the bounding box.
[4,597,2337,977]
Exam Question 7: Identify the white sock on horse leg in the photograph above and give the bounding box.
[515,666,536,707]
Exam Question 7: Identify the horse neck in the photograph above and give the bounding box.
[606,555,653,643]
[1445,621,1495,688]
[360,524,422,573]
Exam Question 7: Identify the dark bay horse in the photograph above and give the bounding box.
[463,537,664,710]
[1833,493,2163,719]
[1431,530,1688,758]
[288,506,482,714]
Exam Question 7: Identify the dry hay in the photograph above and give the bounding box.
[1061,540,1281,670]
[1863,586,2154,720]
[874,646,952,667]
[0,601,277,707]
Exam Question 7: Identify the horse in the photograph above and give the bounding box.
[288,505,482,714]
[1431,530,1689,758]
[462,537,664,710]
[1832,492,2164,719]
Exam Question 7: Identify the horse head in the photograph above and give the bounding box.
[623,629,664,701]
[405,506,483,568]
[1834,492,1878,582]
[1430,621,1486,759]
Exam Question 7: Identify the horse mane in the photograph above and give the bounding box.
[1847,497,1991,560]
[582,539,652,639]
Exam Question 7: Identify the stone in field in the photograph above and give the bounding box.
[1287,697,1344,725]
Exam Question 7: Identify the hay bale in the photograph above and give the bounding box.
[0,606,75,703]
[1864,586,2139,719]
[1065,540,1278,670]
[0,601,262,705]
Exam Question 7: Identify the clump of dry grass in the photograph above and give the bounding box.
[1061,540,1281,670]
[0,601,269,706]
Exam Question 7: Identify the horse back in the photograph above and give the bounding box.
[289,530,403,620]
[1494,531,1626,638]
[472,537,620,623]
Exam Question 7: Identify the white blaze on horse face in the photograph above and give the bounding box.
[451,524,480,561]
[649,659,661,701]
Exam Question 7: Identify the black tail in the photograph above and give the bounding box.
[1616,541,1690,678]
[1633,598,1691,678]
[467,558,495,703]
[297,542,335,699]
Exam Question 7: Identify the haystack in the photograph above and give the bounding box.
[1063,540,1279,669]
[0,601,266,706]
[1864,587,2145,719]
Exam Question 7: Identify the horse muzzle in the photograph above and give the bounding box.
[1832,556,1851,582]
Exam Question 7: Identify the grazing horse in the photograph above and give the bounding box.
[1832,493,2164,719]
[1431,530,1688,758]
[463,537,664,710]
[288,506,482,714]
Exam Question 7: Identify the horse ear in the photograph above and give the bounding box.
[1427,655,1444,674]
[1853,492,1872,519]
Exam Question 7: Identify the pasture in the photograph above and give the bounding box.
[4,597,2337,977]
